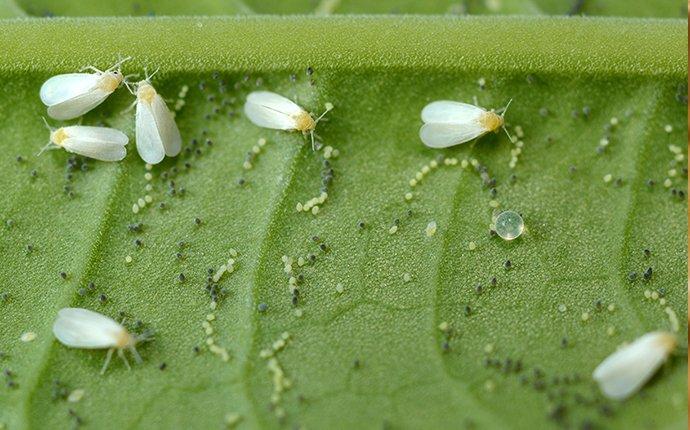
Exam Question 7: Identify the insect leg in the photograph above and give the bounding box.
[100,348,115,375]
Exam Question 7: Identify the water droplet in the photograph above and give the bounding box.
[494,211,524,241]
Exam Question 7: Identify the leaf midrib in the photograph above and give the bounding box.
[0,16,685,78]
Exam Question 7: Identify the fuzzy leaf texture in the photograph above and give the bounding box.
[0,6,687,430]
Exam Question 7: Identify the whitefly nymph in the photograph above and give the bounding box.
[593,331,677,400]
[244,91,333,148]
[39,57,131,121]
[419,99,512,148]
[53,308,150,374]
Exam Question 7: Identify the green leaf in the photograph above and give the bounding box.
[0,16,687,430]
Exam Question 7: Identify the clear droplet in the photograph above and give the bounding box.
[495,210,524,241]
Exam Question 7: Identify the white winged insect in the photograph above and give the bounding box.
[53,308,152,374]
[419,99,512,148]
[133,71,182,164]
[40,119,128,161]
[39,57,132,121]
[244,91,333,149]
[592,331,677,400]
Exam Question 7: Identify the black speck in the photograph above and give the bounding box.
[178,273,186,282]
[643,267,652,281]
[60,271,68,280]
[98,293,107,304]
[258,303,268,313]
[159,363,167,371]
[503,260,512,270]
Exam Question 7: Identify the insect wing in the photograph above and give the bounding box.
[53,308,124,349]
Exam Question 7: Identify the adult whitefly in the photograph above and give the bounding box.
[53,307,147,374]
[134,76,182,164]
[40,57,131,120]
[592,331,677,400]
[41,121,128,162]
[419,100,512,148]
[244,91,332,148]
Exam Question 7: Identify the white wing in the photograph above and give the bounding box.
[53,308,124,349]
[47,88,112,121]
[40,73,100,106]
[419,122,487,148]
[421,101,485,123]
[593,332,675,400]
[244,91,304,130]
[61,126,127,162]
[135,99,166,164]
[63,126,128,145]
[151,94,182,157]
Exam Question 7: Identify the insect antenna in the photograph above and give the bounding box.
[499,98,513,115]
[499,99,514,142]
[144,67,161,82]
[107,55,132,73]
[314,103,334,125]
[37,117,55,156]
